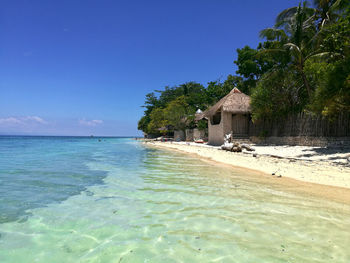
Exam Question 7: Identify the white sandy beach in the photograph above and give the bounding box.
[144,141,350,191]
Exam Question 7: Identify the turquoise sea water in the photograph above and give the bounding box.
[0,136,350,263]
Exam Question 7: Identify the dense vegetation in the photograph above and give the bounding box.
[138,0,350,135]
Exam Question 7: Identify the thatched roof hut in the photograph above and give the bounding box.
[204,88,251,145]
[203,88,251,118]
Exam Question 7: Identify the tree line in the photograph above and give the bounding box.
[138,0,350,136]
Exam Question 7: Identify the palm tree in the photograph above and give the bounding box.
[313,0,347,29]
[260,1,317,99]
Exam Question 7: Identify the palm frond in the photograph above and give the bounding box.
[258,48,287,55]
[284,43,301,53]
[306,51,344,60]
[330,0,347,12]
[284,43,303,61]
[303,7,317,17]
[275,7,298,27]
[259,28,288,41]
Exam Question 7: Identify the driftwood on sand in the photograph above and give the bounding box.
[221,133,255,152]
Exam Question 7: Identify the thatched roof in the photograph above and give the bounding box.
[194,109,205,121]
[195,112,205,121]
[203,88,251,117]
[157,125,174,131]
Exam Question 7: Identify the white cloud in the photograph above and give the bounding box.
[0,116,47,127]
[79,119,103,127]
[0,117,23,125]
[24,116,47,124]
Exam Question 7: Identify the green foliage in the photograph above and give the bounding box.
[224,75,244,91]
[164,96,193,131]
[137,115,150,133]
[143,92,159,114]
[307,57,350,116]
[313,0,348,29]
[259,1,318,99]
[196,119,208,131]
[236,45,281,81]
[138,75,243,134]
[319,6,350,57]
[147,108,166,134]
[205,81,229,105]
[234,42,287,94]
[181,82,209,110]
[306,5,350,116]
[156,82,207,109]
[251,69,306,121]
[250,0,349,119]
[235,46,262,80]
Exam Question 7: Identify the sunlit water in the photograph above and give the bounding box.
[0,136,350,263]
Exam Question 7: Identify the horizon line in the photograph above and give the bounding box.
[0,134,142,138]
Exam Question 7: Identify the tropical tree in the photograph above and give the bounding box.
[223,75,245,94]
[306,5,350,116]
[137,115,150,133]
[251,68,306,120]
[163,96,193,132]
[234,46,276,93]
[313,0,348,29]
[147,108,166,134]
[260,1,317,99]
[205,75,243,105]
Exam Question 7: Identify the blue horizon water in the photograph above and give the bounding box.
[0,135,141,138]
[0,137,350,262]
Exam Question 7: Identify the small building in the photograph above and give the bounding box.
[194,109,204,120]
[203,88,251,145]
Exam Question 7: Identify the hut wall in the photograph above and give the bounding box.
[193,128,207,141]
[174,130,185,141]
[208,111,233,145]
[208,123,223,145]
[183,129,208,141]
[248,112,350,146]
[208,111,224,145]
[222,112,233,136]
[185,129,194,141]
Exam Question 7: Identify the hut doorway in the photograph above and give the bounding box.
[232,114,248,135]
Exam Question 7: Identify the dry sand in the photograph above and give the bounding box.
[143,141,350,203]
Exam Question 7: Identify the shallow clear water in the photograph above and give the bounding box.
[0,136,350,263]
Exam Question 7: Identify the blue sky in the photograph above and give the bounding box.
[0,0,300,136]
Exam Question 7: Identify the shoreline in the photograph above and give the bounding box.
[143,141,350,204]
